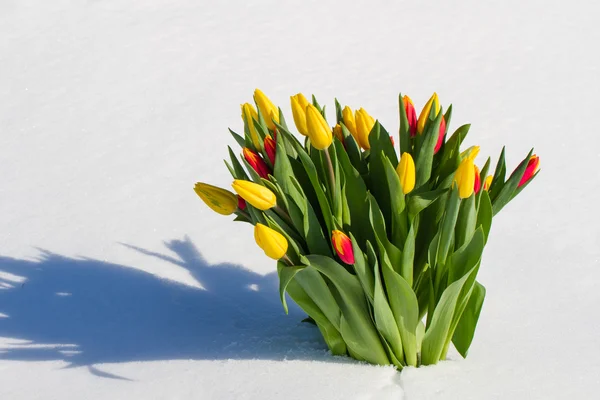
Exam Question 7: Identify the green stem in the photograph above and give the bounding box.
[323,146,336,199]
[274,205,294,227]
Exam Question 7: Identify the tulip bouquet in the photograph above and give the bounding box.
[194,89,539,369]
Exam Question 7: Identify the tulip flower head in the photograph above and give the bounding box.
[290,93,309,136]
[254,89,279,131]
[518,155,540,187]
[331,230,355,264]
[454,157,476,199]
[474,165,482,194]
[434,116,446,154]
[264,135,276,165]
[355,107,375,150]
[241,103,262,151]
[403,95,418,137]
[417,92,440,134]
[232,179,277,210]
[194,182,238,215]
[483,175,493,191]
[243,148,271,179]
[333,124,344,142]
[396,152,416,194]
[305,104,333,150]
[342,106,357,138]
[254,223,288,260]
[237,195,247,210]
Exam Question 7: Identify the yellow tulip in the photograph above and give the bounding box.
[254,89,279,131]
[355,107,375,150]
[342,106,358,138]
[290,93,309,136]
[417,92,440,134]
[241,103,262,151]
[396,152,416,194]
[232,179,277,210]
[460,145,480,161]
[454,157,475,199]
[305,104,333,150]
[194,182,238,215]
[333,124,343,142]
[483,175,493,191]
[254,223,289,260]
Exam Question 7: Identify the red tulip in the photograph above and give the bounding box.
[243,148,271,179]
[331,230,355,264]
[237,195,247,210]
[264,135,276,165]
[518,155,540,187]
[474,165,482,194]
[434,116,446,154]
[390,135,395,146]
[403,95,417,137]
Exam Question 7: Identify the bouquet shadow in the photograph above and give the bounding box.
[0,236,341,376]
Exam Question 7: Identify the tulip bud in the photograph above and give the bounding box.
[232,179,277,210]
[254,223,288,260]
[390,136,395,147]
[396,152,416,194]
[417,92,440,134]
[254,89,279,131]
[474,165,482,194]
[264,135,276,165]
[454,157,476,199]
[243,148,271,179]
[355,107,375,150]
[483,175,493,191]
[237,195,247,210]
[518,155,540,187]
[290,93,309,136]
[194,182,238,215]
[402,95,418,137]
[333,124,344,142]
[434,116,446,154]
[331,230,355,264]
[461,145,480,161]
[342,106,358,139]
[241,103,262,151]
[305,104,333,150]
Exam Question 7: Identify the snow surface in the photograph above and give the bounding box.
[1,0,599,398]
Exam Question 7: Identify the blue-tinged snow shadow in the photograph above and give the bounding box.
[0,237,331,371]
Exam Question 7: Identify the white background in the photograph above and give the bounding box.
[1,0,599,398]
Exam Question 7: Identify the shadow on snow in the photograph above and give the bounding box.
[0,237,342,377]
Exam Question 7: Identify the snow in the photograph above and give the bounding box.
[1,0,599,398]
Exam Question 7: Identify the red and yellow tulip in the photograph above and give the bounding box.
[243,148,271,179]
[403,95,417,137]
[331,230,355,264]
[518,155,540,187]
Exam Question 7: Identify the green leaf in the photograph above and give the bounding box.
[398,93,411,155]
[382,154,407,250]
[420,264,479,365]
[400,224,415,286]
[455,194,477,249]
[373,252,405,366]
[380,252,419,367]
[294,266,342,330]
[368,193,402,273]
[447,227,485,284]
[488,146,506,200]
[476,190,493,243]
[407,187,448,222]
[228,146,250,181]
[283,271,347,356]
[277,262,306,314]
[306,255,390,365]
[414,110,443,188]
[229,128,246,148]
[492,148,534,216]
[436,187,461,268]
[352,236,375,304]
[452,282,486,357]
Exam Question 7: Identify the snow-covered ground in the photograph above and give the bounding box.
[1,0,599,398]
